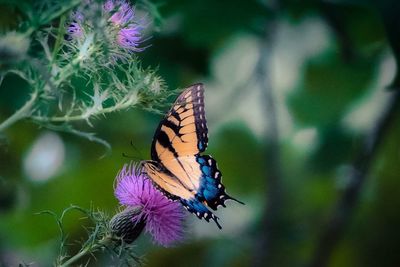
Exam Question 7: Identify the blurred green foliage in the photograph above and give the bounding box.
[1,0,400,266]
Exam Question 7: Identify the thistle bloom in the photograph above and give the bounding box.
[114,163,186,247]
[117,26,145,52]
[108,1,134,26]
[104,0,146,52]
[103,0,115,12]
[67,0,147,59]
[67,22,83,39]
[67,11,84,39]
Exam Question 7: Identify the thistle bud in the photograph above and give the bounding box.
[109,206,146,244]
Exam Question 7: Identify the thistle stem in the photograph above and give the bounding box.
[0,91,38,132]
[31,93,137,123]
[58,236,113,267]
[59,244,101,267]
[52,14,67,61]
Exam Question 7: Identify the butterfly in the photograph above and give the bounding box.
[141,83,243,229]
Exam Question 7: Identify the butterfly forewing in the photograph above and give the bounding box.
[150,84,208,162]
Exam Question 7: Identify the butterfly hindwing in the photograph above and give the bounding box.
[144,159,222,228]
[196,155,242,210]
[180,198,221,229]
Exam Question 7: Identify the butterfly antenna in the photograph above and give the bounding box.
[122,152,142,161]
[226,193,245,205]
[130,140,145,161]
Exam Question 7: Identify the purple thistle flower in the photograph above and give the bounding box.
[103,0,115,12]
[107,0,134,26]
[115,163,186,247]
[72,11,84,23]
[67,11,85,39]
[67,22,83,39]
[103,0,147,52]
[117,25,145,52]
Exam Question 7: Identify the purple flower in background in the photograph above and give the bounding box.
[104,0,146,52]
[72,11,84,23]
[106,0,134,26]
[103,0,115,12]
[115,163,186,247]
[67,11,84,39]
[66,0,148,57]
[67,22,83,39]
[117,25,145,52]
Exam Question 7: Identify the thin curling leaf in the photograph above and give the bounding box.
[37,205,141,266]
[41,123,111,156]
[83,85,109,122]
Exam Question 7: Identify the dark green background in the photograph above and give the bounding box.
[1,0,400,266]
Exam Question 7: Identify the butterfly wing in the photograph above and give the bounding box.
[150,83,208,162]
[144,83,242,229]
[143,160,222,228]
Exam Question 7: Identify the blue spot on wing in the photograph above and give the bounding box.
[197,157,206,164]
[198,142,204,152]
[201,165,211,176]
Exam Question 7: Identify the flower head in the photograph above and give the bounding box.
[67,22,84,39]
[104,0,146,52]
[103,0,115,12]
[108,1,134,26]
[65,0,148,65]
[72,11,84,23]
[67,11,85,39]
[114,163,186,247]
[117,25,145,52]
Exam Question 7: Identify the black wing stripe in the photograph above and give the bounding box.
[169,109,181,122]
[162,120,181,137]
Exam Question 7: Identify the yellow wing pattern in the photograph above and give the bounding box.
[142,84,243,229]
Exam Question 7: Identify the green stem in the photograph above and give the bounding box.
[52,14,67,62]
[31,93,137,123]
[59,244,101,267]
[58,236,113,267]
[0,92,38,132]
[50,33,94,88]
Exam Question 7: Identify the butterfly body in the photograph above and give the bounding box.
[142,83,243,229]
